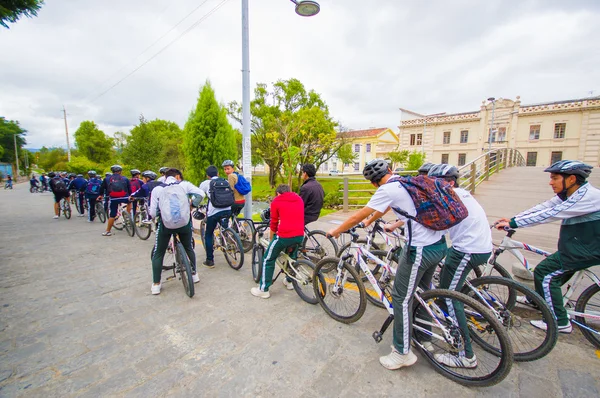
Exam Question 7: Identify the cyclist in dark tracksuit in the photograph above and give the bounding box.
[85,171,103,222]
[130,170,162,223]
[99,165,131,236]
[68,174,88,216]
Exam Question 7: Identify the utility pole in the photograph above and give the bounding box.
[13,134,20,180]
[487,97,496,151]
[62,106,72,162]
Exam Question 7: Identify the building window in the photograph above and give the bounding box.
[441,153,449,164]
[354,144,360,152]
[460,130,468,143]
[333,162,337,169]
[353,162,360,171]
[416,133,422,146]
[497,127,506,142]
[410,134,416,146]
[551,151,563,164]
[526,152,537,167]
[443,131,451,145]
[458,153,466,166]
[366,143,371,153]
[529,125,540,140]
[344,163,349,167]
[554,123,566,139]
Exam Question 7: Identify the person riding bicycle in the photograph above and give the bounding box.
[103,172,112,213]
[30,174,39,190]
[299,164,324,225]
[495,160,600,333]
[251,184,305,299]
[129,169,143,215]
[327,159,447,371]
[85,171,103,222]
[99,165,132,236]
[40,173,48,191]
[157,167,168,183]
[130,170,162,223]
[149,168,205,295]
[428,163,493,368]
[198,165,232,268]
[4,175,13,189]
[222,160,246,218]
[68,173,88,217]
[48,172,70,219]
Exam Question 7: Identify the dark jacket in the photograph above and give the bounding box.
[299,177,324,224]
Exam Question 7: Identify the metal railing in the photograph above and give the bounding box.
[339,148,525,211]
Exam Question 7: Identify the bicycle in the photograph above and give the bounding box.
[112,203,135,237]
[95,201,107,223]
[251,222,323,304]
[197,206,244,270]
[313,227,514,387]
[58,197,71,219]
[30,185,43,193]
[161,229,195,298]
[132,198,153,240]
[480,227,600,349]
[228,214,255,253]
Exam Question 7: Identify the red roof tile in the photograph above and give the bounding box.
[337,128,389,139]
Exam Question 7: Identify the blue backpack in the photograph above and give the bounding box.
[86,178,102,195]
[234,172,251,195]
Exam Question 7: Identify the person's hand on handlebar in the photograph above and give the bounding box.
[494,218,511,230]
[327,228,341,239]
[384,219,404,232]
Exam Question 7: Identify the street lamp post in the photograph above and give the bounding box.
[241,0,320,219]
[487,97,496,151]
[13,134,20,180]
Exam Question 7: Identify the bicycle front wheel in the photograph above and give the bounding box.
[290,259,323,305]
[412,289,513,387]
[175,242,194,298]
[301,230,338,264]
[235,218,256,253]
[313,257,366,323]
[134,211,152,240]
[222,228,244,270]
[113,213,124,230]
[575,283,600,349]
[96,203,106,223]
[122,210,135,237]
[63,203,71,219]
[251,244,264,283]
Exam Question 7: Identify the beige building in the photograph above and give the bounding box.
[398,96,600,168]
[320,128,399,174]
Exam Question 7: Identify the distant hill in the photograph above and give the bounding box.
[24,148,42,153]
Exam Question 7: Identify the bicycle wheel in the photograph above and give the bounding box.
[175,242,195,298]
[251,244,264,283]
[234,218,255,253]
[472,261,512,280]
[199,220,206,250]
[122,210,135,237]
[412,289,513,387]
[463,276,558,362]
[290,259,323,305]
[113,212,124,230]
[63,202,71,219]
[134,211,152,240]
[75,197,83,215]
[336,239,381,258]
[575,283,600,349]
[222,228,244,270]
[96,203,106,223]
[301,230,338,264]
[313,257,366,323]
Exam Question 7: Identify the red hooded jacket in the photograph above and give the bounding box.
[270,191,305,238]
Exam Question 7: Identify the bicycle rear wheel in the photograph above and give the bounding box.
[290,259,323,305]
[575,283,600,349]
[199,220,206,250]
[233,218,255,253]
[122,210,135,237]
[222,228,244,270]
[251,244,264,283]
[313,257,366,323]
[301,230,338,264]
[134,211,152,240]
[463,276,558,361]
[175,242,194,298]
[412,289,513,387]
[96,203,107,223]
[113,212,124,230]
[63,202,71,219]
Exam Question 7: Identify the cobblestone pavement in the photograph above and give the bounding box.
[1,179,599,397]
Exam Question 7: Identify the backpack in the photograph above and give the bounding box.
[389,175,468,231]
[209,177,235,208]
[158,182,190,229]
[233,172,251,195]
[108,174,127,198]
[86,178,101,195]
[53,178,68,194]
[130,178,142,194]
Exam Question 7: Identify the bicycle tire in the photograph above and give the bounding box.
[575,283,600,349]
[199,220,206,250]
[313,257,367,323]
[463,276,558,362]
[122,210,135,237]
[175,242,195,298]
[290,259,323,305]
[412,289,513,387]
[234,218,256,253]
[134,211,152,240]
[63,202,71,219]
[222,228,244,270]
[301,230,338,264]
[75,197,83,215]
[251,244,264,283]
[475,261,512,279]
[96,203,106,223]
[113,212,124,230]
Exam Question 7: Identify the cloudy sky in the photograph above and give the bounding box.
[1,0,599,149]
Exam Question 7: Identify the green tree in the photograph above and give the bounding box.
[0,0,44,28]
[73,121,114,163]
[183,81,237,185]
[387,149,410,170]
[406,151,427,171]
[37,147,67,170]
[0,117,27,172]
[113,131,128,154]
[335,143,357,166]
[0,144,4,159]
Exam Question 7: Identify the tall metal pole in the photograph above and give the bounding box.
[241,0,252,219]
[488,99,496,151]
[13,134,20,179]
[62,106,72,162]
[422,118,426,155]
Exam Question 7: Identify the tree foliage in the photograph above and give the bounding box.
[387,149,410,170]
[335,143,357,166]
[73,121,114,164]
[1,0,45,28]
[183,81,237,185]
[0,117,27,174]
[406,151,427,171]
[37,147,67,171]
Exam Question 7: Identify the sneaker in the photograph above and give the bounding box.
[435,353,477,368]
[516,295,539,308]
[379,347,417,370]
[251,287,271,299]
[78,214,85,217]
[530,319,572,333]
[203,260,215,269]
[142,219,153,225]
[53,215,59,219]
[87,220,93,223]
[282,278,294,290]
[102,231,112,236]
[192,273,200,284]
[151,283,161,295]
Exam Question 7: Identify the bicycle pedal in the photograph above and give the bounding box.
[165,276,175,281]
[372,331,383,343]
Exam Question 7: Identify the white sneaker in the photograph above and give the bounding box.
[53,215,59,219]
[251,287,271,299]
[78,214,85,217]
[151,283,161,295]
[379,347,417,370]
[142,219,153,225]
[282,278,294,290]
[435,353,477,368]
[530,319,572,333]
[192,273,200,284]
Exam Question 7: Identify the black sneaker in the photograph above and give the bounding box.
[203,260,215,269]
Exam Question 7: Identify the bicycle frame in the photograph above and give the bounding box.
[257,235,307,285]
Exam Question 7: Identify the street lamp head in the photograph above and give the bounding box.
[292,0,320,17]
[487,97,495,102]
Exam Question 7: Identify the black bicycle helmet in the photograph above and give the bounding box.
[130,169,141,176]
[222,160,235,167]
[159,167,168,174]
[48,172,56,178]
[76,174,83,178]
[192,210,205,220]
[363,159,389,182]
[68,173,76,178]
[105,172,112,177]
[141,170,157,180]
[88,170,97,177]
[110,165,123,173]
[260,208,271,222]
[544,160,592,179]
[428,164,460,179]
[418,162,435,175]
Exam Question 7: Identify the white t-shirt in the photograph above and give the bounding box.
[448,188,493,254]
[199,177,232,217]
[367,180,445,247]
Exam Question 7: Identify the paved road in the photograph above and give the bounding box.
[1,173,599,397]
